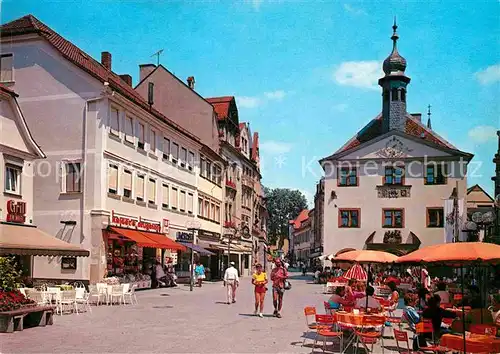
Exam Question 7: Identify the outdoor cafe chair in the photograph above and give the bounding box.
[123,284,138,305]
[414,320,440,353]
[469,324,497,337]
[302,306,317,347]
[312,314,343,353]
[59,290,78,314]
[75,287,92,313]
[109,285,123,305]
[393,329,420,354]
[353,315,386,354]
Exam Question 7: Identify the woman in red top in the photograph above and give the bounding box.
[270,258,288,318]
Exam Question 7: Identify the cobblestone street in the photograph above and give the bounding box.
[1,275,403,354]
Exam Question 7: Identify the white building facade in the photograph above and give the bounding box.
[320,23,472,257]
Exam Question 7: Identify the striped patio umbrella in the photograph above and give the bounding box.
[344,263,367,281]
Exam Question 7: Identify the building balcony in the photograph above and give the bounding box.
[225,179,237,190]
[376,184,412,198]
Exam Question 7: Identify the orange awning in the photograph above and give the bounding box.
[140,231,186,251]
[109,227,160,248]
[396,242,500,265]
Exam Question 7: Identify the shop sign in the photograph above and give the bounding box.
[6,200,26,224]
[198,230,220,241]
[110,210,161,233]
[162,219,169,234]
[176,232,193,243]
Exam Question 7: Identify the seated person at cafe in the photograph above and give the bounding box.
[422,294,456,335]
[434,282,450,304]
[417,287,431,310]
[328,286,353,309]
[388,281,400,306]
[355,285,381,311]
[402,293,420,331]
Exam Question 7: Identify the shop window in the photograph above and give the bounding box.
[125,116,134,143]
[5,164,21,195]
[110,108,119,136]
[171,187,178,210]
[338,209,360,228]
[180,147,187,168]
[161,184,169,208]
[148,178,156,205]
[135,175,145,202]
[188,151,195,171]
[123,170,132,198]
[150,129,156,152]
[180,191,186,212]
[425,163,447,185]
[338,167,357,186]
[108,165,118,194]
[172,143,179,164]
[187,193,193,214]
[64,162,81,193]
[384,166,404,185]
[138,122,145,150]
[427,208,444,228]
[0,54,13,82]
[163,138,170,160]
[383,209,404,228]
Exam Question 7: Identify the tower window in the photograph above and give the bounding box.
[383,90,389,102]
[401,89,406,102]
[391,88,399,101]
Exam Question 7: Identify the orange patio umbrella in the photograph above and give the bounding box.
[396,242,500,353]
[396,242,500,265]
[333,250,398,264]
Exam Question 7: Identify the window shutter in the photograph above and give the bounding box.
[171,188,178,208]
[123,171,132,190]
[148,179,156,202]
[162,184,169,205]
[60,162,65,192]
[180,191,186,210]
[108,165,118,191]
[136,176,144,199]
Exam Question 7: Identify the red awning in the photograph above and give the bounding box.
[108,227,160,248]
[140,231,186,251]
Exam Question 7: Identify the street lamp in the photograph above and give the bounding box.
[186,220,201,292]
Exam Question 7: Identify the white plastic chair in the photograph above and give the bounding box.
[109,285,123,305]
[123,284,138,305]
[60,290,78,314]
[75,287,91,313]
[96,283,109,305]
[121,283,130,304]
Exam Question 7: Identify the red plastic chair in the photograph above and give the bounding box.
[469,323,497,336]
[354,315,386,354]
[312,314,343,353]
[393,329,419,354]
[302,307,317,347]
[415,320,440,352]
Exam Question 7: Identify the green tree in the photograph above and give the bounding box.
[0,257,22,291]
[264,187,308,246]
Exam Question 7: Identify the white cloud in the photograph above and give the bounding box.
[237,96,261,108]
[260,140,293,155]
[343,4,367,15]
[333,103,349,112]
[264,90,286,100]
[475,64,500,85]
[300,189,314,209]
[333,61,382,90]
[468,125,498,143]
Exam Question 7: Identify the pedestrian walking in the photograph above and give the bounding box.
[224,261,239,304]
[270,258,288,318]
[252,263,267,317]
[194,262,205,287]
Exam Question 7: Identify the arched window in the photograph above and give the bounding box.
[391,88,399,101]
[401,89,406,102]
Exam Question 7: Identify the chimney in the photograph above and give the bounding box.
[119,74,132,86]
[411,113,422,122]
[101,51,112,70]
[139,64,156,82]
[187,76,195,90]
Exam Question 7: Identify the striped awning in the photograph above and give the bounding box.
[344,263,367,281]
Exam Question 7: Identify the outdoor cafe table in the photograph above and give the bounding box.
[440,333,500,353]
[335,311,386,354]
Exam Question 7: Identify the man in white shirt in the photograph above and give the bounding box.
[355,286,381,311]
[224,262,239,304]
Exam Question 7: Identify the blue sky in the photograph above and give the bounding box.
[3,0,499,206]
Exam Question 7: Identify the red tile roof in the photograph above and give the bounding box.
[291,209,309,230]
[251,132,259,161]
[0,83,17,97]
[1,15,202,145]
[206,96,233,120]
[335,114,454,155]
